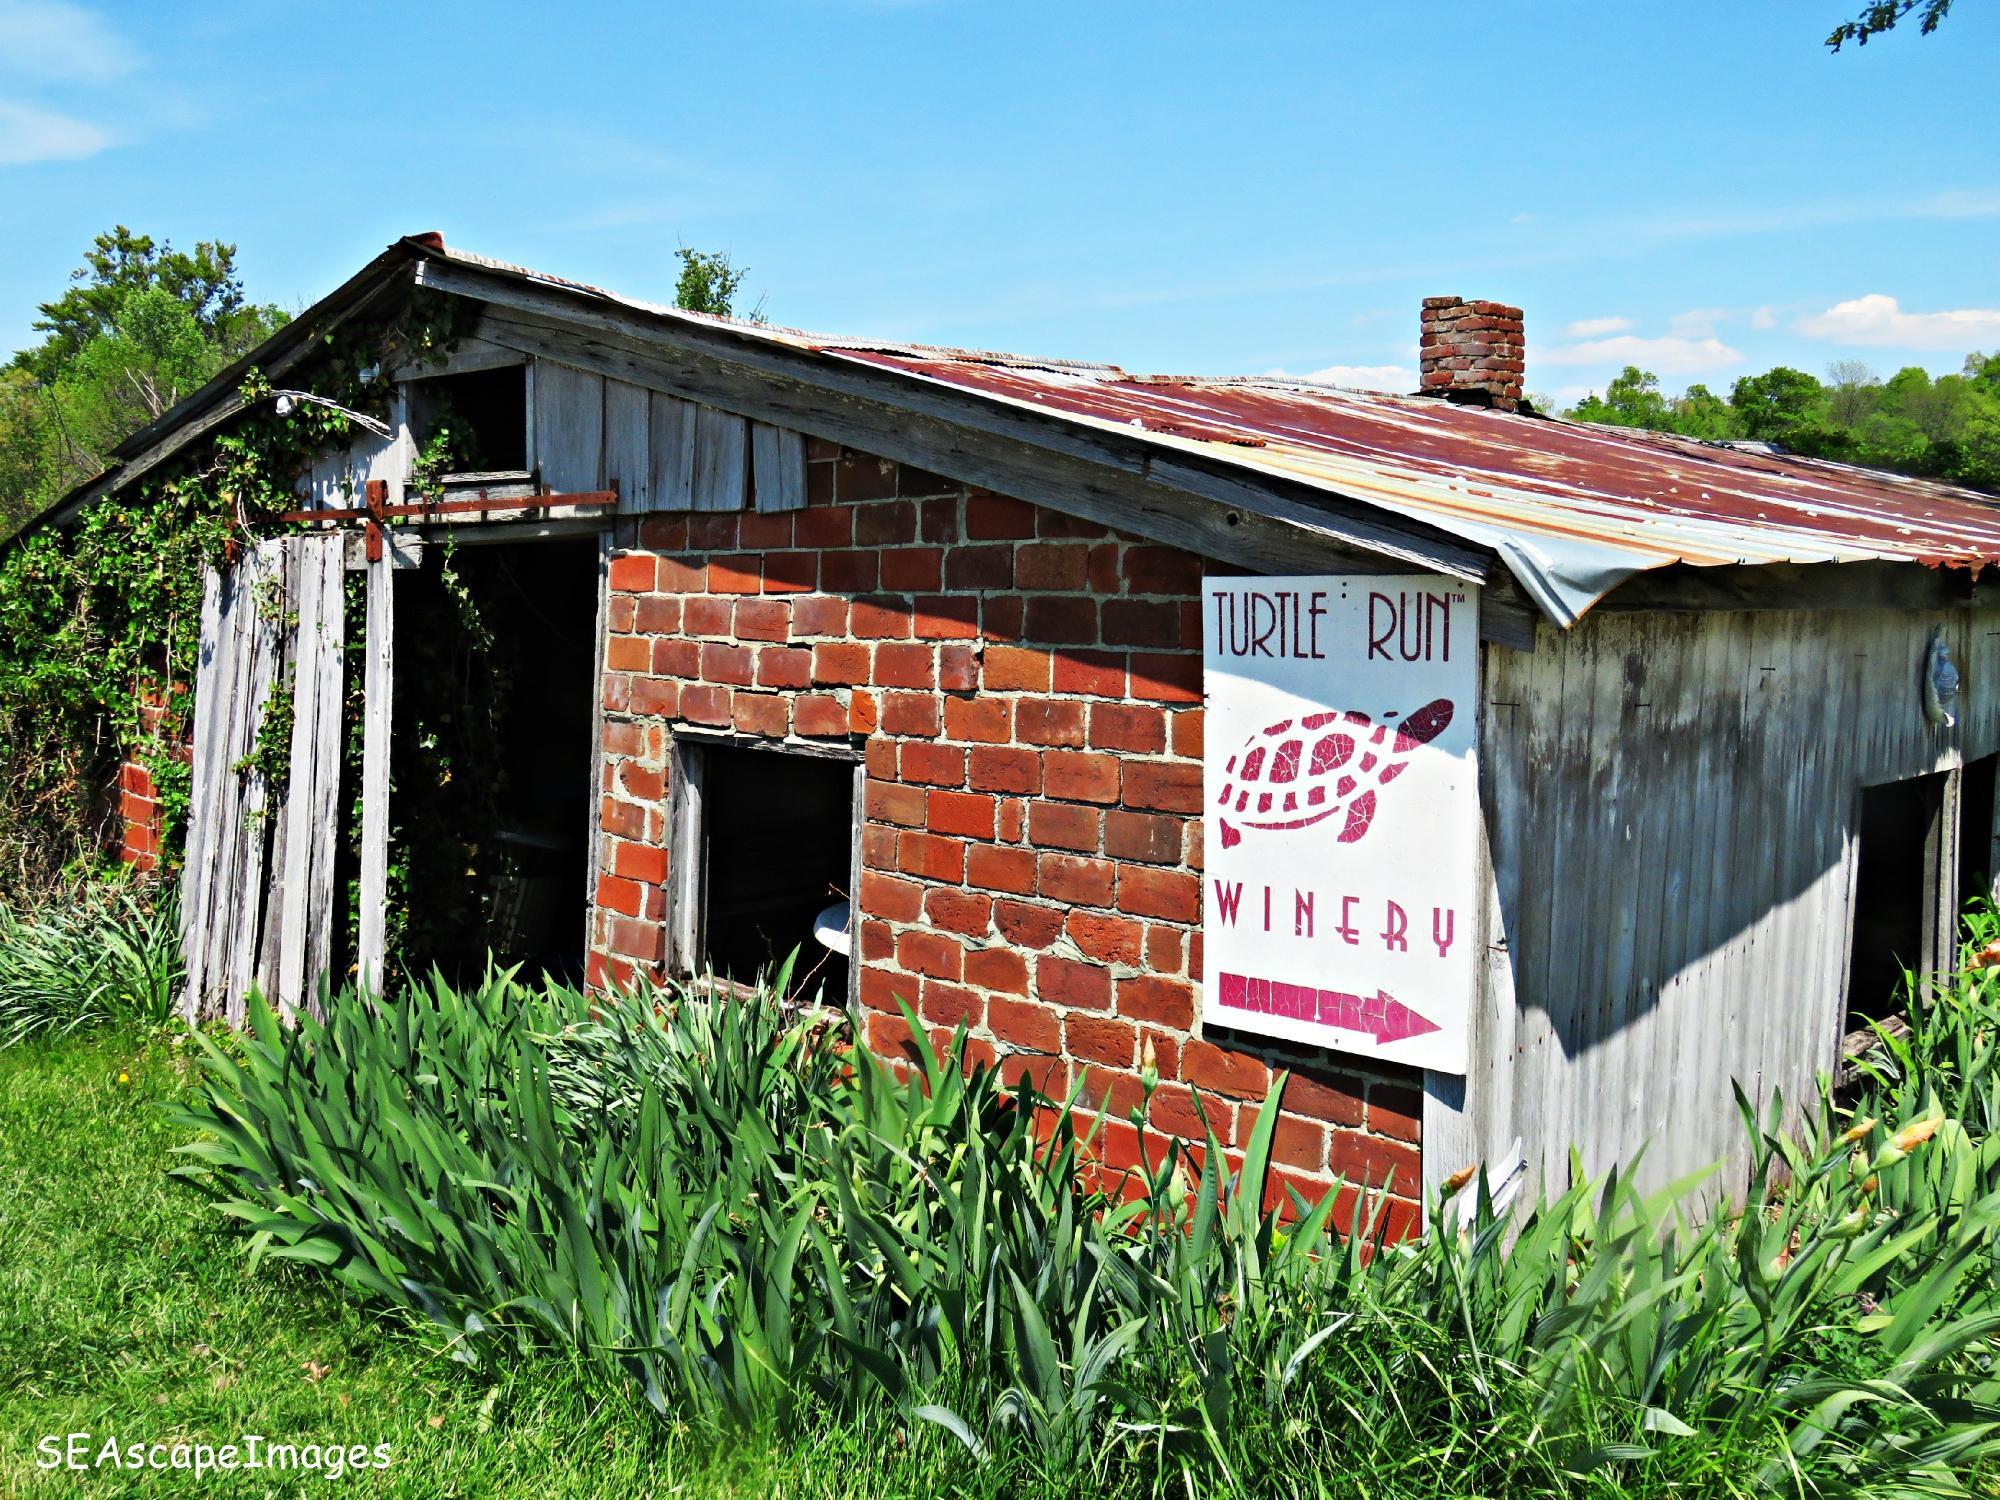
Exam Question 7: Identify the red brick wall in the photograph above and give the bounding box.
[116,760,162,870]
[114,696,171,871]
[592,440,1423,1233]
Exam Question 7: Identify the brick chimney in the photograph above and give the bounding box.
[1419,296,1525,411]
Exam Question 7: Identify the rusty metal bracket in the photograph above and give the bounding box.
[363,479,386,563]
[271,480,619,531]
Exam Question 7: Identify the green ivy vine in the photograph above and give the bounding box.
[230,571,300,798]
[0,287,476,899]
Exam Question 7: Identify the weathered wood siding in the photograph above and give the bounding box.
[271,534,345,1016]
[180,425,399,1021]
[1427,604,2000,1205]
[517,350,807,514]
[355,553,393,995]
[180,544,281,1021]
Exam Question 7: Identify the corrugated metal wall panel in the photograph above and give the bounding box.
[1428,605,2000,1208]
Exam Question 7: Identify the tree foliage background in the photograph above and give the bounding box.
[1828,0,1956,49]
[0,229,289,539]
[1563,354,2000,492]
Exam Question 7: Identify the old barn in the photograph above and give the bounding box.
[55,235,2000,1220]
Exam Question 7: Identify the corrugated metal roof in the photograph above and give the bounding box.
[429,243,2000,622]
[836,358,2000,620]
[43,238,2000,625]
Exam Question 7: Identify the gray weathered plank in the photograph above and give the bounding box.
[275,534,345,1017]
[357,556,394,994]
[691,406,748,512]
[648,393,697,510]
[206,560,262,1014]
[605,378,652,514]
[255,543,305,1002]
[300,539,347,1017]
[751,421,807,513]
[188,572,238,1015]
[389,336,523,381]
[585,533,612,937]
[666,741,705,974]
[222,541,286,1027]
[198,551,261,1018]
[533,360,604,495]
[177,567,228,1020]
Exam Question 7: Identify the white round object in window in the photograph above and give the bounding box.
[813,900,852,957]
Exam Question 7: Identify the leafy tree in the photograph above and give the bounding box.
[0,229,286,536]
[1564,353,2000,493]
[1828,0,1954,49]
[14,228,270,383]
[1881,365,1962,446]
[1673,383,1740,440]
[672,247,759,321]
[1568,367,1672,430]
[1567,368,1744,441]
[1729,366,1830,446]
[1825,360,1882,428]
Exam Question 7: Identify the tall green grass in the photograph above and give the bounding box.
[0,1027,990,1499]
[0,880,181,1045]
[170,949,2000,1497]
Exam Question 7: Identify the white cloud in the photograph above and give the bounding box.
[1628,186,2000,244]
[1918,188,2000,220]
[1264,363,1414,393]
[1538,333,1744,375]
[0,97,111,163]
[0,0,137,83]
[1564,315,1632,338]
[1794,293,2000,350]
[1668,307,1729,338]
[1750,305,1779,331]
[1301,363,1415,392]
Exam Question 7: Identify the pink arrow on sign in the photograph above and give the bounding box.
[1215,971,1441,1046]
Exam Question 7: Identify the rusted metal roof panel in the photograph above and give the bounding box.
[816,354,2000,620]
[428,242,2000,621]
[51,237,2000,626]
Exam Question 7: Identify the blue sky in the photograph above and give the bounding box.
[2,0,1996,406]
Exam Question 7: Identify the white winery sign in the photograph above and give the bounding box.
[1201,576,1479,1074]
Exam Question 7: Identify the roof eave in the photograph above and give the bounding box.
[29,239,426,534]
[409,248,1506,589]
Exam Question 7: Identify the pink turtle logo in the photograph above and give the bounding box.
[1215,697,1453,850]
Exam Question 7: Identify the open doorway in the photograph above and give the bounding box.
[671,738,857,1005]
[1847,771,1949,1028]
[1959,754,1997,913]
[387,535,600,987]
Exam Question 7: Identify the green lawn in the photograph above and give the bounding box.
[0,1030,954,1498]
[11,1004,1998,1499]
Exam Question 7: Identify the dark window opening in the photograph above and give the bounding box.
[406,365,527,474]
[1959,754,1996,913]
[389,537,598,987]
[1848,771,1948,1027]
[690,741,854,1004]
